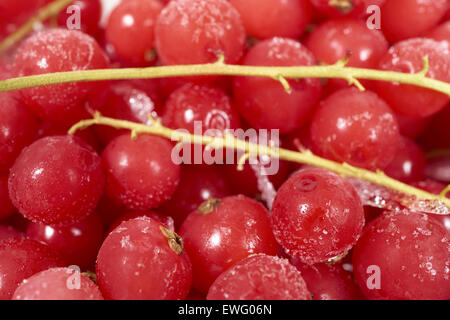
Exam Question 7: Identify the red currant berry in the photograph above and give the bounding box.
[207,254,311,300]
[13,29,109,123]
[96,216,192,300]
[26,213,104,269]
[159,165,231,228]
[0,225,23,241]
[0,174,15,220]
[310,88,400,170]
[179,195,279,292]
[306,18,388,91]
[12,267,104,300]
[8,135,105,226]
[106,0,163,65]
[0,238,63,299]
[419,105,450,150]
[155,0,246,66]
[307,18,388,68]
[57,0,102,38]
[381,0,448,42]
[271,168,365,264]
[395,112,431,139]
[376,39,450,118]
[384,136,426,183]
[427,21,450,47]
[162,83,241,133]
[95,82,161,145]
[353,210,450,300]
[229,0,312,39]
[102,133,180,210]
[0,93,39,172]
[233,37,322,134]
[290,259,364,300]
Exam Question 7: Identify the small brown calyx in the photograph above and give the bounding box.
[328,0,354,13]
[159,225,184,255]
[81,271,97,284]
[197,198,221,214]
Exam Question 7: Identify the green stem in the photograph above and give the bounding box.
[69,114,450,210]
[0,58,449,96]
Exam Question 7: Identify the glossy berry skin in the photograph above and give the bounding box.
[102,134,180,210]
[0,175,15,220]
[0,225,23,241]
[106,0,163,65]
[233,38,322,134]
[155,0,245,66]
[271,168,365,264]
[57,0,102,38]
[307,18,388,68]
[419,105,450,150]
[108,210,174,235]
[290,259,364,300]
[95,82,161,144]
[207,254,310,300]
[384,137,426,183]
[12,268,103,300]
[310,0,385,18]
[8,135,105,226]
[306,18,388,91]
[229,0,312,39]
[162,83,240,133]
[0,238,62,300]
[353,210,450,300]
[376,39,450,118]
[13,29,109,123]
[310,88,400,171]
[179,195,279,293]
[427,21,450,47]
[159,165,231,229]
[26,213,104,269]
[395,112,431,139]
[96,216,192,300]
[381,0,448,42]
[0,93,38,172]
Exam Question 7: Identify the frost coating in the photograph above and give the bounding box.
[207,254,310,300]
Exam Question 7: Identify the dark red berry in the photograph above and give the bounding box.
[353,210,450,300]
[271,168,365,264]
[106,0,163,65]
[13,29,109,123]
[8,135,105,226]
[179,195,279,292]
[96,216,192,300]
[102,133,180,210]
[0,238,63,300]
[233,37,322,134]
[207,254,311,300]
[26,213,104,269]
[310,88,400,171]
[12,267,104,300]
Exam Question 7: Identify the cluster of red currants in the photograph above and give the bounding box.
[0,0,449,300]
